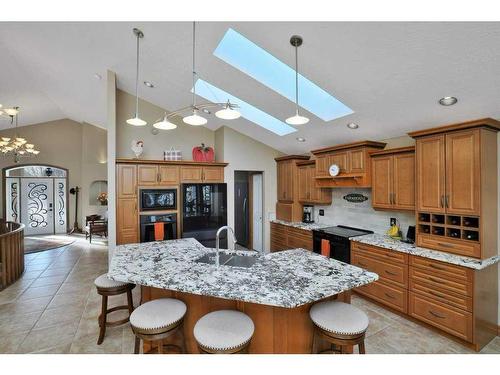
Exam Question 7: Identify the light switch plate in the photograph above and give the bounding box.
[390,217,397,226]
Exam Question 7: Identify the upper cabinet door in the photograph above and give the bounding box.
[117,164,137,198]
[445,130,480,215]
[297,166,309,202]
[283,160,294,202]
[416,135,446,213]
[349,149,365,173]
[180,166,203,183]
[159,165,179,185]
[202,166,224,183]
[393,152,415,210]
[315,155,329,177]
[371,155,393,209]
[137,164,159,186]
[330,151,349,174]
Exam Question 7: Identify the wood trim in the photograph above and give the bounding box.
[408,118,500,138]
[274,155,310,162]
[296,160,316,166]
[311,141,386,155]
[116,158,228,167]
[369,146,415,157]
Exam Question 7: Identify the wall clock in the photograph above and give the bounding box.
[329,164,340,177]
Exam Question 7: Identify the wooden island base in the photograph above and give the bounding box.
[141,286,351,354]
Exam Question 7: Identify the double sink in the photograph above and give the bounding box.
[195,252,258,268]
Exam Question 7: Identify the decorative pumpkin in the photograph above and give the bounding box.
[192,143,215,162]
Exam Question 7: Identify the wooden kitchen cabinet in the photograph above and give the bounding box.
[138,164,160,185]
[180,165,224,183]
[139,164,180,186]
[297,161,332,205]
[117,164,137,198]
[116,198,138,245]
[275,155,310,222]
[311,141,386,188]
[370,147,415,211]
[270,222,312,252]
[351,241,498,350]
[409,119,500,259]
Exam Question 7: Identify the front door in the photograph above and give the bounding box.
[20,178,55,235]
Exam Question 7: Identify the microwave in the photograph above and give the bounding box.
[140,189,177,211]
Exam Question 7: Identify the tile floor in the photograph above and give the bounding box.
[0,236,499,354]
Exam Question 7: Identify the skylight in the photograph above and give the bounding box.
[194,79,297,136]
[214,28,354,122]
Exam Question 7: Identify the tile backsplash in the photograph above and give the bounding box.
[314,188,416,236]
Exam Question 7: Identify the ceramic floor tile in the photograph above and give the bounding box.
[0,295,52,315]
[70,327,124,354]
[33,304,85,329]
[29,275,67,288]
[16,320,79,353]
[18,284,61,300]
[0,331,30,353]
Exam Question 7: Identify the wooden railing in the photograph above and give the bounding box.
[0,220,25,290]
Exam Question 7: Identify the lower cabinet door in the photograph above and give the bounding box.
[409,292,473,342]
[355,281,407,313]
[117,198,138,245]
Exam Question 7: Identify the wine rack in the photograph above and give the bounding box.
[417,212,480,243]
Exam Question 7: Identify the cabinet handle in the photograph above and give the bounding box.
[437,242,454,248]
[445,195,449,208]
[392,193,396,205]
[428,290,446,299]
[358,262,368,267]
[384,293,396,299]
[428,263,446,271]
[385,270,398,276]
[157,173,161,182]
[384,253,400,259]
[440,195,444,208]
[429,310,446,319]
[428,276,444,284]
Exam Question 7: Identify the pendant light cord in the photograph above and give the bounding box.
[295,43,299,113]
[192,21,196,109]
[135,33,140,117]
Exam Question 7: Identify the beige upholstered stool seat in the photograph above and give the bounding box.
[310,301,368,335]
[94,274,130,289]
[194,310,254,353]
[130,298,187,331]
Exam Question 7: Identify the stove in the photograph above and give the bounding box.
[312,225,373,264]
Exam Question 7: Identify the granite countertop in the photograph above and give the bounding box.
[351,233,499,270]
[271,219,330,231]
[108,238,378,308]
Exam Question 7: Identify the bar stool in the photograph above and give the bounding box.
[94,273,135,345]
[309,301,368,354]
[130,298,187,354]
[194,310,254,354]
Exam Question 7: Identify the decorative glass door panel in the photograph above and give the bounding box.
[5,177,20,223]
[20,178,54,235]
[54,178,67,234]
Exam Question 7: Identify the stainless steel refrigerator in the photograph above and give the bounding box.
[181,183,227,248]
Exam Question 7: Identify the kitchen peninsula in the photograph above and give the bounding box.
[108,238,378,353]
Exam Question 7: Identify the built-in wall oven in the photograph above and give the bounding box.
[140,213,177,243]
[140,188,176,211]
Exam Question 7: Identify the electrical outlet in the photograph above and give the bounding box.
[390,217,397,226]
[319,209,325,216]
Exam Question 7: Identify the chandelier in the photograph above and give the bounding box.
[152,22,241,130]
[0,106,40,163]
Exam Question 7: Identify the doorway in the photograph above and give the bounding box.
[234,171,263,252]
[3,165,69,235]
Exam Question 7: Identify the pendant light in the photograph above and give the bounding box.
[153,112,178,130]
[126,28,147,126]
[285,35,309,126]
[215,100,241,120]
[183,22,207,126]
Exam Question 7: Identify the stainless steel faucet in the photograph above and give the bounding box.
[215,226,237,268]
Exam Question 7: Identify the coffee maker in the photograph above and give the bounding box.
[302,205,314,223]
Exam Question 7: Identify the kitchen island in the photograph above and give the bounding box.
[108,238,378,353]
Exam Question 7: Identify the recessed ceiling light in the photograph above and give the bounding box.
[347,122,359,129]
[296,137,306,142]
[144,81,154,88]
[439,96,457,106]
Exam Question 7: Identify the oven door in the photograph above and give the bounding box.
[140,221,177,243]
[313,233,351,264]
[140,189,176,211]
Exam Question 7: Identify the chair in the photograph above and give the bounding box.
[85,214,108,243]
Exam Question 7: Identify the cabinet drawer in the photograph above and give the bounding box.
[351,241,408,265]
[355,280,407,313]
[409,292,473,342]
[286,231,313,251]
[409,266,472,297]
[409,256,473,284]
[417,234,480,258]
[271,223,287,236]
[352,251,408,288]
[410,279,473,312]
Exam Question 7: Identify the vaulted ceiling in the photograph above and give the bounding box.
[1,22,500,154]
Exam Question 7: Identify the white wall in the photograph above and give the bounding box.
[215,126,284,252]
[106,70,117,261]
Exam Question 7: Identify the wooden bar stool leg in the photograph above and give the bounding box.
[311,330,318,354]
[158,340,164,354]
[97,295,108,345]
[134,337,141,354]
[126,288,134,314]
[358,340,366,354]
